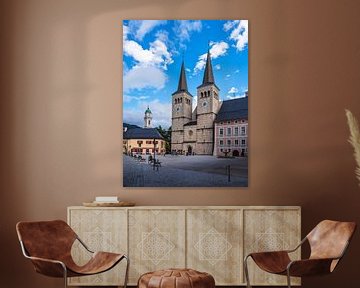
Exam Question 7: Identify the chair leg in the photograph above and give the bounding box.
[244,255,252,288]
[62,264,68,288]
[123,255,130,288]
[286,269,291,288]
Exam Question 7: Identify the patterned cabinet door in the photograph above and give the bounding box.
[244,209,301,286]
[187,209,243,285]
[68,208,128,286]
[128,209,186,284]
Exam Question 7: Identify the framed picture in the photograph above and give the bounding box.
[123,20,248,187]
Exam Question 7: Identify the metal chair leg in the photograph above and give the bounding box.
[244,255,252,288]
[62,264,68,288]
[286,269,292,288]
[123,255,130,288]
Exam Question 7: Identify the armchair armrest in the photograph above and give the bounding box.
[76,236,94,253]
[25,255,67,277]
[19,240,67,277]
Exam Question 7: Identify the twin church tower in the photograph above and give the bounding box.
[171,50,221,155]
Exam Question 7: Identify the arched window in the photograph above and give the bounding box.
[208,90,211,97]
[175,99,177,104]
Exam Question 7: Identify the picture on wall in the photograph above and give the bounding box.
[122,20,248,187]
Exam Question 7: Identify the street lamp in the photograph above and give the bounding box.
[153,138,156,170]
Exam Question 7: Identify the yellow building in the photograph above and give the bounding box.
[123,128,165,155]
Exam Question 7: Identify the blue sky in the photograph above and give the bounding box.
[123,20,248,129]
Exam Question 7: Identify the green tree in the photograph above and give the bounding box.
[156,125,171,153]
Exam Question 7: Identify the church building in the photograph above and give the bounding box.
[171,50,248,156]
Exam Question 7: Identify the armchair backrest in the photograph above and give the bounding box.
[307,220,356,261]
[16,220,77,261]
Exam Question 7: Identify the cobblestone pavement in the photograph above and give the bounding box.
[123,155,248,187]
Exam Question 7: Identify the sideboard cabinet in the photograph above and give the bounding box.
[67,206,301,286]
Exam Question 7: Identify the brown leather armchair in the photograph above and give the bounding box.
[16,220,129,288]
[244,220,356,288]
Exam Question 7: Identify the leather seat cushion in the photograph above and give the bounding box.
[138,268,215,288]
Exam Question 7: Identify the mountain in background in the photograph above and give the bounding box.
[123,123,140,130]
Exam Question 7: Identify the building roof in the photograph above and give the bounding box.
[172,61,192,96]
[202,50,215,85]
[196,50,220,90]
[215,97,248,122]
[184,120,197,127]
[123,127,164,140]
[145,106,152,114]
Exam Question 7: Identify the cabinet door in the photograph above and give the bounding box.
[68,208,127,286]
[243,209,301,286]
[128,209,186,284]
[187,209,243,285]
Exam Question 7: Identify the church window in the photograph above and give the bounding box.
[219,128,224,136]
[201,92,203,98]
[208,90,211,97]
[175,99,177,104]
[227,127,232,136]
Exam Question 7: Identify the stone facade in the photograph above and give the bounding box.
[170,51,248,156]
[171,51,221,155]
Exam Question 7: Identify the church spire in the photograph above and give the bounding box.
[202,50,215,85]
[175,60,188,93]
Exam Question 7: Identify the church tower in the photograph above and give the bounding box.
[171,61,193,153]
[144,106,152,128]
[196,50,220,155]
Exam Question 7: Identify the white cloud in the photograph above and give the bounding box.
[123,99,172,129]
[235,69,240,73]
[123,24,173,91]
[226,20,248,51]
[226,93,247,100]
[123,24,129,41]
[215,64,221,70]
[223,20,240,32]
[194,41,229,73]
[186,68,191,72]
[123,65,167,91]
[228,87,238,94]
[123,94,150,103]
[174,20,202,42]
[192,95,197,112]
[226,74,231,78]
[155,30,169,43]
[123,39,173,70]
[127,20,167,41]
